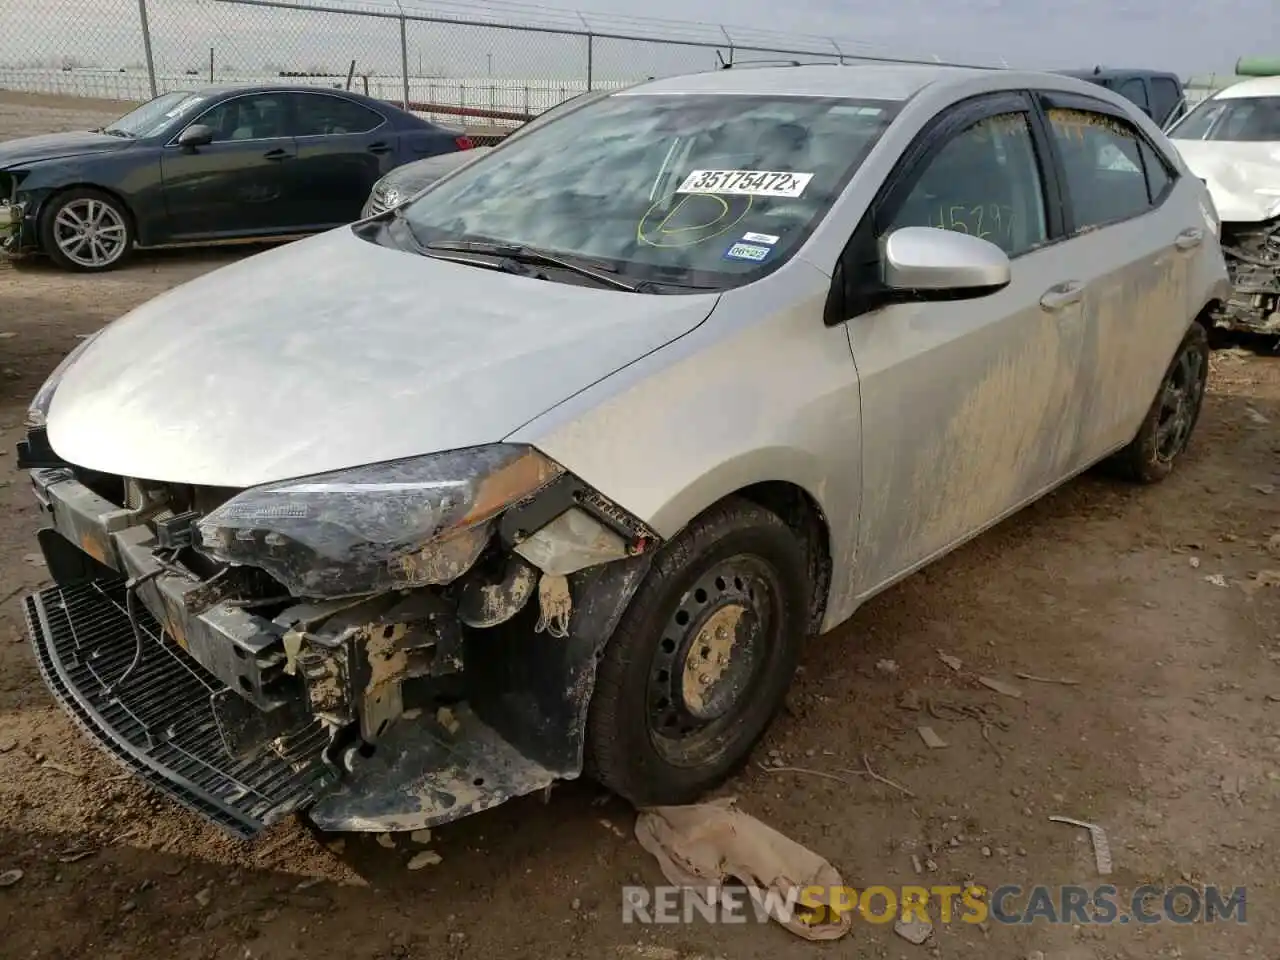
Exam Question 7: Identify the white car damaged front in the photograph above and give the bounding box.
[1169,77,1280,334]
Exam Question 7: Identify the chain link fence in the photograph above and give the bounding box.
[0,0,995,127]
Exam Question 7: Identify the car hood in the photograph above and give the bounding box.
[1172,138,1280,223]
[46,227,719,488]
[0,130,131,168]
[383,147,493,193]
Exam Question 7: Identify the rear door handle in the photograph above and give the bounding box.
[262,148,292,161]
[1175,227,1204,250]
[367,142,392,155]
[1040,280,1084,312]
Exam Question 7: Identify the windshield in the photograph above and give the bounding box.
[399,93,900,289]
[1169,95,1280,142]
[105,91,206,138]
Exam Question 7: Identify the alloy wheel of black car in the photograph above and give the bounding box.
[586,496,808,805]
[1109,322,1210,484]
[40,187,134,272]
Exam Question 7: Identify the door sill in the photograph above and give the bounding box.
[136,232,316,252]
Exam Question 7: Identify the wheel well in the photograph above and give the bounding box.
[1194,299,1227,348]
[1194,300,1219,331]
[734,481,832,635]
[38,183,138,238]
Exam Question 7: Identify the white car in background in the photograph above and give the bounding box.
[1168,75,1280,335]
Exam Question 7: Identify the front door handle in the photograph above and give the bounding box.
[1174,227,1204,250]
[262,148,292,161]
[1040,280,1084,312]
[367,142,392,155]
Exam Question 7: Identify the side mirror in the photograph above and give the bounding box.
[177,124,215,148]
[881,226,1011,299]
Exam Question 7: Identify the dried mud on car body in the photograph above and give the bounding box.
[1,91,1278,959]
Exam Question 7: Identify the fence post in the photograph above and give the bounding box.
[137,0,158,98]
[586,34,594,91]
[399,15,410,108]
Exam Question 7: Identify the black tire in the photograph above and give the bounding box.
[585,496,809,806]
[39,187,134,273]
[1109,322,1209,484]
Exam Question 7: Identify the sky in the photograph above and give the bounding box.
[0,0,1273,82]
[560,0,1274,73]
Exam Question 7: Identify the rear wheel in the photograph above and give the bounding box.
[1109,322,1209,484]
[39,188,134,272]
[586,497,809,806]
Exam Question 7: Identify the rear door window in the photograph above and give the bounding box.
[1139,141,1175,203]
[292,94,385,136]
[1046,107,1152,230]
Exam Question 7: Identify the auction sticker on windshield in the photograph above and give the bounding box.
[677,170,815,198]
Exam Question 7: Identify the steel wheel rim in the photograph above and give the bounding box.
[1154,343,1205,462]
[646,554,779,767]
[52,199,128,268]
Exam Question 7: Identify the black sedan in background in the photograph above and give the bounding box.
[359,88,615,219]
[0,84,473,271]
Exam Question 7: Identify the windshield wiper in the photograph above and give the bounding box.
[390,219,540,278]
[101,128,134,138]
[633,279,719,294]
[424,240,638,292]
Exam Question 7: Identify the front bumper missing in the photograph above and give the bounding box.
[22,459,654,838]
[1,201,25,254]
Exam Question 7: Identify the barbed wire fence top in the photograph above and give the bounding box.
[0,0,1015,126]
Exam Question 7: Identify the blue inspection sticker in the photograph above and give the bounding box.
[724,241,773,263]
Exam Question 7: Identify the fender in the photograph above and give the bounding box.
[308,552,654,832]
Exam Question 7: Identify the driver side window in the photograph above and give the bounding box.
[885,112,1048,258]
[190,94,288,143]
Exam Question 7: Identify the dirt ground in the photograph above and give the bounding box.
[0,91,1278,960]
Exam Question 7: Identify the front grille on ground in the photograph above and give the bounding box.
[25,580,336,839]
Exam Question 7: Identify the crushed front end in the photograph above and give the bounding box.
[18,427,657,839]
[1216,217,1280,336]
[0,171,28,257]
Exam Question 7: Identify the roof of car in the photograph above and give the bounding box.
[1213,74,1280,99]
[618,63,991,102]
[1058,67,1180,82]
[190,83,393,103]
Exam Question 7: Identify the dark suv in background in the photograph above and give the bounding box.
[1059,67,1187,128]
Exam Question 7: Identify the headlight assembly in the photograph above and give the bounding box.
[27,328,105,428]
[196,445,564,598]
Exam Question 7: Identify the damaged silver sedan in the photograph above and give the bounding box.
[20,64,1231,840]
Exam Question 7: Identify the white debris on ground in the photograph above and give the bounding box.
[634,797,852,940]
[407,849,443,870]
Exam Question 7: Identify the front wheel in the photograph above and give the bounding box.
[39,188,134,272]
[585,497,810,806]
[1109,322,1209,484]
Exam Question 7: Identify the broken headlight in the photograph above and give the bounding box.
[26,328,104,428]
[195,445,563,599]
